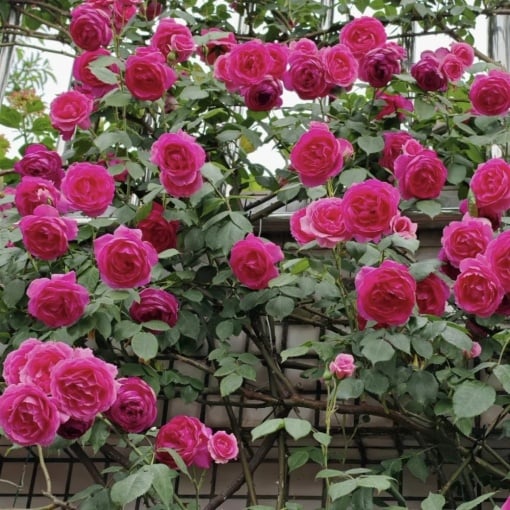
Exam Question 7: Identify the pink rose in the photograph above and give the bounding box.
[290,122,351,187]
[502,497,510,510]
[2,338,42,385]
[0,383,61,446]
[339,16,387,59]
[112,0,139,32]
[439,53,465,82]
[441,215,493,268]
[27,272,90,328]
[320,43,358,88]
[342,179,400,242]
[394,148,447,200]
[464,341,482,360]
[375,93,414,121]
[129,288,179,330]
[356,260,416,327]
[266,43,289,79]
[411,56,448,92]
[137,202,179,253]
[242,78,283,111]
[378,131,414,172]
[19,341,74,394]
[150,18,195,63]
[358,43,405,88]
[94,225,159,288]
[19,205,78,260]
[229,234,283,290]
[14,144,64,186]
[469,70,510,116]
[14,176,61,216]
[50,354,118,420]
[299,198,351,248]
[61,162,115,217]
[329,353,356,379]
[50,90,94,141]
[70,4,112,51]
[105,377,158,433]
[416,273,450,316]
[125,47,177,101]
[72,49,118,98]
[208,431,239,464]
[390,213,417,240]
[58,416,95,440]
[486,230,510,292]
[453,256,504,317]
[451,42,474,68]
[151,131,206,198]
[470,158,510,216]
[198,28,237,65]
[156,415,212,469]
[290,207,315,245]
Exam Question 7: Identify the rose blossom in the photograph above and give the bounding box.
[339,16,387,59]
[358,43,405,88]
[486,230,510,292]
[329,353,356,379]
[441,215,493,268]
[105,377,158,433]
[14,144,64,186]
[72,49,118,99]
[469,69,510,116]
[290,207,315,245]
[2,338,42,385]
[19,341,74,394]
[440,53,465,82]
[266,42,289,79]
[299,198,351,248]
[453,256,504,317]
[390,213,417,240]
[342,179,400,242]
[416,273,450,316]
[411,56,448,92]
[50,90,94,141]
[464,341,482,360]
[129,288,179,330]
[470,158,510,216]
[198,28,237,65]
[94,225,159,289]
[156,415,212,469]
[229,234,283,290]
[356,260,416,327]
[111,0,140,32]
[0,383,61,446]
[70,4,112,51]
[320,43,358,88]
[451,42,474,67]
[61,162,115,217]
[375,93,414,121]
[137,202,179,253]
[50,354,118,421]
[208,431,239,464]
[242,78,283,111]
[125,47,177,102]
[15,176,61,216]
[27,272,90,328]
[502,496,510,510]
[150,18,195,63]
[58,416,95,440]
[394,147,447,200]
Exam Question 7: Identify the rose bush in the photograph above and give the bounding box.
[2,0,510,509]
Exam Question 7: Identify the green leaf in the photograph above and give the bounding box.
[288,450,309,472]
[216,320,234,340]
[94,130,132,152]
[416,200,442,219]
[336,378,364,400]
[329,479,358,501]
[265,296,295,321]
[251,418,285,440]
[3,279,26,308]
[414,97,436,120]
[0,106,22,128]
[406,454,428,483]
[280,344,310,362]
[111,466,154,506]
[456,492,496,510]
[421,492,445,510]
[407,371,438,405]
[131,332,159,361]
[361,340,395,364]
[220,373,243,396]
[284,418,312,440]
[148,464,176,508]
[452,380,496,419]
[338,167,367,187]
[313,431,331,446]
[493,365,510,393]
[114,320,142,339]
[180,85,209,100]
[357,135,384,154]
[441,325,472,351]
[356,475,393,491]
[102,90,132,107]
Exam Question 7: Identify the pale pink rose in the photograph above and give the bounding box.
[469,70,510,116]
[355,260,416,327]
[441,215,493,268]
[320,43,358,88]
[156,415,212,469]
[208,431,239,464]
[290,207,315,245]
[342,179,400,242]
[470,158,510,216]
[486,230,510,292]
[14,176,61,216]
[19,341,74,394]
[150,18,195,63]
[378,131,414,172]
[105,377,158,433]
[50,355,118,420]
[50,90,94,141]
[453,256,504,317]
[229,234,283,290]
[61,162,115,217]
[290,122,348,187]
[416,273,450,316]
[299,198,351,248]
[390,213,417,239]
[339,16,387,59]
[0,383,61,446]
[375,93,414,121]
[14,144,64,186]
[329,353,356,379]
[94,225,159,289]
[72,49,118,98]
[2,338,42,385]
[70,4,112,51]
[242,78,283,111]
[27,272,90,328]
[129,288,179,330]
[451,42,474,67]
